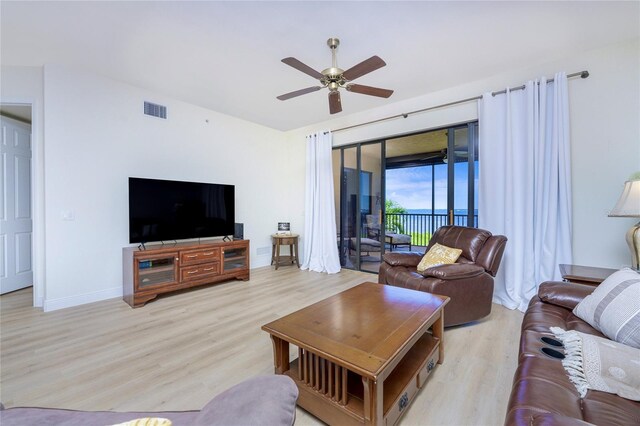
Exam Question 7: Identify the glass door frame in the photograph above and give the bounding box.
[447,121,478,226]
[335,140,386,272]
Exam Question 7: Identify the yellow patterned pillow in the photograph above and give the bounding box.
[416,243,462,273]
[112,418,172,426]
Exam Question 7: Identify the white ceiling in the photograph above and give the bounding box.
[1,1,638,131]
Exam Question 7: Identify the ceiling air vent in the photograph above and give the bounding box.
[144,101,167,119]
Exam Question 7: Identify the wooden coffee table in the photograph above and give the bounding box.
[262,282,449,426]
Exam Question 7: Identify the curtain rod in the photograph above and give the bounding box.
[328,70,589,134]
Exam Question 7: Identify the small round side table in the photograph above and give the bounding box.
[271,234,300,270]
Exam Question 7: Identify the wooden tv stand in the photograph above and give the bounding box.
[123,239,250,307]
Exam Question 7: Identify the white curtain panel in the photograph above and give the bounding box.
[301,131,341,274]
[479,72,573,311]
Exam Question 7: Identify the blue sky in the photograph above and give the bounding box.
[386,163,478,210]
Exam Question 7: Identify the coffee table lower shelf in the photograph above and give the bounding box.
[283,333,440,426]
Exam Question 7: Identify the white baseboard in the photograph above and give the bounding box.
[41,265,275,311]
[250,257,272,269]
[43,286,122,312]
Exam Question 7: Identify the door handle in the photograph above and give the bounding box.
[398,392,409,411]
[427,359,435,372]
[448,209,454,225]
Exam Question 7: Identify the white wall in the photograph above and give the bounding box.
[2,38,638,311]
[287,38,640,269]
[0,66,46,306]
[39,64,294,310]
[569,40,640,270]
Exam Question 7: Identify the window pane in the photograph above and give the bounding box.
[452,127,470,227]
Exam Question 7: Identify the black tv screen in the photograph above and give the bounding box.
[128,177,235,243]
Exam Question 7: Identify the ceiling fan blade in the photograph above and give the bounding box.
[281,57,324,80]
[346,84,394,98]
[329,91,342,114]
[277,86,322,101]
[342,55,386,81]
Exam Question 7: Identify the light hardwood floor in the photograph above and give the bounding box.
[0,267,523,425]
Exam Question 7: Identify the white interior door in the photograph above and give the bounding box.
[1,116,33,294]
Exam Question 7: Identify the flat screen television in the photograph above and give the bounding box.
[128,177,235,244]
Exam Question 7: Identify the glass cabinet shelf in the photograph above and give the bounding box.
[137,256,177,288]
[223,247,247,271]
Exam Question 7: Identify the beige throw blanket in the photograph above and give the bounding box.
[550,327,640,401]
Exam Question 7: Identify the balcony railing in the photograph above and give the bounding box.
[373,213,478,247]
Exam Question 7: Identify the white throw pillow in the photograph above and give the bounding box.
[573,268,640,349]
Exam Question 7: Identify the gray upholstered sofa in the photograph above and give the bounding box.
[0,375,298,426]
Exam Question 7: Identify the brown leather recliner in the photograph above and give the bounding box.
[378,225,507,327]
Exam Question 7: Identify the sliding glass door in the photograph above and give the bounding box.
[333,142,384,272]
[383,122,478,252]
[333,121,478,273]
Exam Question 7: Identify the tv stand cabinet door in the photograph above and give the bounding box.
[222,243,249,273]
[134,252,180,291]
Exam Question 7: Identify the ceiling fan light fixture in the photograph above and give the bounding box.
[277,37,394,114]
[322,67,344,78]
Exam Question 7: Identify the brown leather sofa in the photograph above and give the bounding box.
[378,225,507,326]
[505,281,640,425]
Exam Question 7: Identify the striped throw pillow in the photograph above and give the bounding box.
[573,268,640,348]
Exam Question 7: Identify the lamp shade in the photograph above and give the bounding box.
[609,179,640,217]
